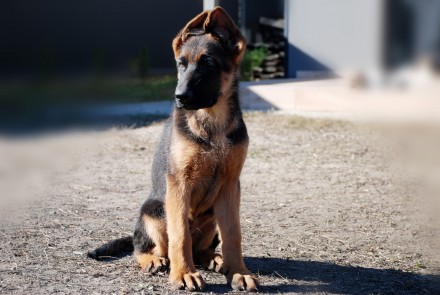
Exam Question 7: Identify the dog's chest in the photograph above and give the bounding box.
[172,133,247,183]
[171,129,248,215]
[186,145,234,217]
[174,138,230,182]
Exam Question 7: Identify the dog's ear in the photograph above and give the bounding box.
[172,7,246,65]
[172,10,210,58]
[204,6,246,65]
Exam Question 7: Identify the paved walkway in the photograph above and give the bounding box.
[241,78,440,121]
[83,100,174,117]
[88,78,440,122]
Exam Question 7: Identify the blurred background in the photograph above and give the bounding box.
[1,2,440,292]
[1,0,440,132]
[2,0,440,79]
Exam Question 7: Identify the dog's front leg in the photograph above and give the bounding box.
[214,181,260,292]
[165,174,205,291]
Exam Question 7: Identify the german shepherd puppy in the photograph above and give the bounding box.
[88,6,259,292]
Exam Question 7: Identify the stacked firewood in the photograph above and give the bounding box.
[248,17,286,80]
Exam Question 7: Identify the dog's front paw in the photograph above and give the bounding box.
[226,270,260,292]
[169,271,205,291]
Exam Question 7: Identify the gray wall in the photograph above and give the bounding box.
[0,0,203,76]
[286,0,383,78]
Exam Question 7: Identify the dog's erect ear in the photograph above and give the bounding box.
[172,7,246,65]
[172,10,210,58]
[204,7,246,64]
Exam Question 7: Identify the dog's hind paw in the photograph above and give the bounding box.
[137,253,169,274]
[205,253,224,273]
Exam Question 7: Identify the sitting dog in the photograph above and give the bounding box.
[88,6,259,292]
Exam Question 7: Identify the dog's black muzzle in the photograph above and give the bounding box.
[175,92,200,110]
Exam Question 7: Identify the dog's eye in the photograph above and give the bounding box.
[177,58,187,69]
[200,55,216,67]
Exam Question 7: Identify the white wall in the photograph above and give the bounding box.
[286,0,384,78]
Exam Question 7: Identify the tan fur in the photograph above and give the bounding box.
[190,213,217,252]
[172,10,210,58]
[166,122,249,286]
[191,214,221,270]
[165,174,198,286]
[135,252,168,272]
[142,214,168,257]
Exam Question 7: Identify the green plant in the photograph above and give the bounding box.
[0,75,177,107]
[241,47,267,81]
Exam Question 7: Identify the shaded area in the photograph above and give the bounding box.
[243,257,439,294]
[286,45,334,78]
[89,254,439,294]
[0,0,201,77]
[0,110,168,137]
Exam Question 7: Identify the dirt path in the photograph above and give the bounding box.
[0,113,439,294]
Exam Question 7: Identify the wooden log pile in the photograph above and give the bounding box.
[248,17,286,80]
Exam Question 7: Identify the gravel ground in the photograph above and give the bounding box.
[0,113,439,294]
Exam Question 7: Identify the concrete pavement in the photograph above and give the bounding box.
[87,78,440,122]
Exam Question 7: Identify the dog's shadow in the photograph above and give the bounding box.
[205,257,440,294]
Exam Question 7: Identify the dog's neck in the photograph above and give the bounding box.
[175,75,241,146]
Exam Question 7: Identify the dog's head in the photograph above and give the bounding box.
[172,7,246,110]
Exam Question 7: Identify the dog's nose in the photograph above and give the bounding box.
[175,93,191,103]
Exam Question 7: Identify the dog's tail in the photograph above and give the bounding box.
[87,236,134,260]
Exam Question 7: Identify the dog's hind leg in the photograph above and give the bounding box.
[194,234,223,273]
[192,212,224,273]
[134,199,169,273]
